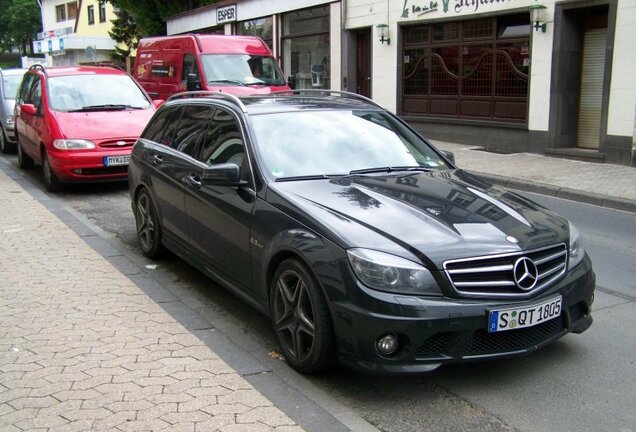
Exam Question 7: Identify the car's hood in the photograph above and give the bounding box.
[52,109,155,141]
[269,170,569,268]
[202,84,290,95]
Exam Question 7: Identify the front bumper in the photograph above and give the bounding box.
[47,148,131,182]
[332,255,595,374]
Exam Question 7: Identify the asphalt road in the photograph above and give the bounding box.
[3,156,634,432]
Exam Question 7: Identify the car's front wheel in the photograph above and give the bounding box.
[134,188,164,258]
[0,128,15,154]
[42,150,63,192]
[270,259,336,373]
[16,136,34,169]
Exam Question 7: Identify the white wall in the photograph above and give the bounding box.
[607,0,636,137]
[41,0,76,32]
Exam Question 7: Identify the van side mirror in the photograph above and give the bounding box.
[287,76,296,90]
[186,73,201,91]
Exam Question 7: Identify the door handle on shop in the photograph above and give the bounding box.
[186,175,202,188]
[153,154,163,165]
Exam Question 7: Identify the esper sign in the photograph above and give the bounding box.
[217,4,237,24]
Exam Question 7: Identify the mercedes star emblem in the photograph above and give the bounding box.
[513,257,539,291]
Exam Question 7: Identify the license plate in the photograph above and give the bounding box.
[103,155,130,166]
[488,296,562,333]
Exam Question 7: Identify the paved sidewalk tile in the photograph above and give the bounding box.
[0,170,303,432]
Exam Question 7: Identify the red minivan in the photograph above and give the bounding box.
[133,34,291,100]
[14,65,157,192]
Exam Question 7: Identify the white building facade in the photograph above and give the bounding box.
[166,0,635,166]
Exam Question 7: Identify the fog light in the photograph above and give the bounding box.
[376,334,399,356]
[72,169,82,174]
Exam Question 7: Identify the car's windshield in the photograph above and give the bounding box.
[2,74,24,100]
[250,110,449,179]
[48,74,151,111]
[200,54,286,86]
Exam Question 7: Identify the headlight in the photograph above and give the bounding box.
[52,139,96,150]
[347,248,441,295]
[568,223,585,269]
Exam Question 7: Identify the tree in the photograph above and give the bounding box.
[6,0,42,55]
[108,6,138,64]
[108,0,219,37]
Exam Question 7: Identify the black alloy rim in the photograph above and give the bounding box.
[273,269,316,362]
[135,192,156,252]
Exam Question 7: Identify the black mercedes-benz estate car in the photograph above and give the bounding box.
[128,90,595,374]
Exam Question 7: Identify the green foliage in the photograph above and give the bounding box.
[1,0,42,54]
[108,0,219,37]
[108,6,138,63]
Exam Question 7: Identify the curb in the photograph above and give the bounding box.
[469,171,636,214]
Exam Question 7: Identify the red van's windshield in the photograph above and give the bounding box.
[200,54,286,87]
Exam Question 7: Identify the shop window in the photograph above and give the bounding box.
[237,17,273,49]
[99,1,106,23]
[401,14,529,122]
[87,5,95,25]
[282,5,331,90]
[56,4,66,21]
[67,2,78,20]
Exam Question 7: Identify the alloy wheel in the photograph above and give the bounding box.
[135,189,163,257]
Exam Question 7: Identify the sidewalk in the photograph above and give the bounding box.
[0,168,302,431]
[431,140,636,213]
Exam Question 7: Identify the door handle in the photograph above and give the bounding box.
[152,154,163,165]
[186,174,202,189]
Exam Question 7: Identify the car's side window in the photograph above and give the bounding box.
[198,108,244,168]
[172,105,213,158]
[142,106,183,146]
[17,74,36,104]
[183,54,201,91]
[28,79,42,109]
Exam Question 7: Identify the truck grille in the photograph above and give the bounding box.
[443,243,567,299]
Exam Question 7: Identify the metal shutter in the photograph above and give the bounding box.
[577,28,606,149]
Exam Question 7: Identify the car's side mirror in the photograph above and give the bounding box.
[21,103,38,116]
[201,163,246,187]
[186,73,201,91]
[440,150,455,165]
[287,76,296,90]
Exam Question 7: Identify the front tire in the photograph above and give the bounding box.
[134,188,164,258]
[42,150,63,192]
[270,259,336,373]
[0,128,15,154]
[16,136,34,169]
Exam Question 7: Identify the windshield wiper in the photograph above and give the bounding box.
[275,174,332,182]
[348,166,435,175]
[68,104,142,112]
[208,79,246,86]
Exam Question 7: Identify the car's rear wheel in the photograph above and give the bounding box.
[270,259,336,373]
[42,150,63,192]
[134,188,164,258]
[0,128,15,154]
[16,136,34,169]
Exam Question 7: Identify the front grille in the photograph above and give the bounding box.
[78,166,128,176]
[464,317,563,355]
[415,318,564,359]
[99,139,136,148]
[444,243,567,298]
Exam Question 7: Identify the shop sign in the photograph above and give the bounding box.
[401,0,512,18]
[217,4,237,24]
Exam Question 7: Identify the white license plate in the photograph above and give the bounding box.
[103,155,130,166]
[488,296,562,333]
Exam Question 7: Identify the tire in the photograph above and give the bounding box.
[42,150,63,192]
[0,128,15,154]
[134,188,164,258]
[16,136,34,169]
[270,258,337,373]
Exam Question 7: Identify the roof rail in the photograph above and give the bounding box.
[28,64,48,77]
[166,91,247,113]
[271,89,384,109]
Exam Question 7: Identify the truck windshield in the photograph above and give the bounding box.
[200,54,286,86]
